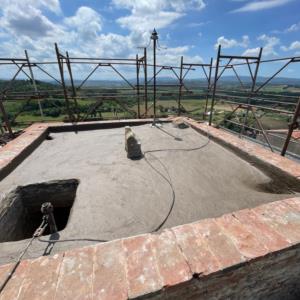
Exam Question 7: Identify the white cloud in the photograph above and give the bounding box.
[110,0,207,66]
[232,0,293,13]
[113,0,206,35]
[117,11,183,33]
[285,22,300,33]
[271,21,300,34]
[242,47,261,56]
[155,46,203,66]
[214,35,249,49]
[242,34,280,57]
[0,0,62,39]
[112,0,206,13]
[0,0,205,79]
[257,34,279,55]
[281,41,300,51]
[0,0,61,14]
[187,22,207,28]
[64,7,102,41]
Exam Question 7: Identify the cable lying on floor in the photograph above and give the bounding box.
[37,237,108,243]
[143,123,211,232]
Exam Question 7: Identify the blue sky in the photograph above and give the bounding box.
[0,0,299,79]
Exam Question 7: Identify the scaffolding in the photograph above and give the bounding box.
[0,35,299,157]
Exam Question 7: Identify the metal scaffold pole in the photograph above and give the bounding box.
[209,45,221,126]
[25,50,44,119]
[178,56,183,116]
[144,47,148,116]
[136,54,140,118]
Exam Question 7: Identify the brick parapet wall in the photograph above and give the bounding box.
[184,118,300,179]
[0,197,299,299]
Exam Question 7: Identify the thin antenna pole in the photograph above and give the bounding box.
[151,29,158,121]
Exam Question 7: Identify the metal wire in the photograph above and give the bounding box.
[143,123,210,231]
[0,219,48,294]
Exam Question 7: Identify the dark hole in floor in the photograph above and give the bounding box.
[0,179,79,242]
[24,207,72,236]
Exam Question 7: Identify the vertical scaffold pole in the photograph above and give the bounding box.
[209,45,221,125]
[136,54,140,118]
[178,56,183,116]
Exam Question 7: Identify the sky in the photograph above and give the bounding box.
[0,0,299,80]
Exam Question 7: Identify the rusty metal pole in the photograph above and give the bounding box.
[144,47,148,117]
[204,57,213,119]
[151,29,158,120]
[178,56,184,116]
[209,45,221,125]
[0,99,13,136]
[55,43,73,122]
[66,51,79,121]
[136,54,140,118]
[281,97,300,156]
[240,47,263,137]
[25,50,43,119]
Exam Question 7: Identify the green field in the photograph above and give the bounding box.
[0,80,298,137]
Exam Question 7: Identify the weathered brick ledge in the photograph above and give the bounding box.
[0,197,299,299]
[184,118,300,179]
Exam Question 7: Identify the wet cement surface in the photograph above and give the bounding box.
[0,123,297,263]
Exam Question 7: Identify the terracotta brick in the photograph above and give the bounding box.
[216,213,269,259]
[55,246,94,300]
[123,234,163,299]
[233,209,290,252]
[17,253,63,300]
[92,241,127,300]
[253,201,300,244]
[0,260,30,300]
[0,263,12,291]
[152,229,192,287]
[192,219,245,269]
[284,197,300,211]
[172,223,220,275]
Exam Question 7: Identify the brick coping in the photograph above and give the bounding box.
[0,197,299,299]
[184,118,300,179]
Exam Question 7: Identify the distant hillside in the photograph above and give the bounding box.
[217,76,300,85]
[0,79,57,92]
[0,76,299,91]
[66,76,300,87]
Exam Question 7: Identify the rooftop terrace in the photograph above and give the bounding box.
[0,118,299,299]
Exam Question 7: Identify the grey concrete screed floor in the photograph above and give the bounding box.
[0,123,296,263]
